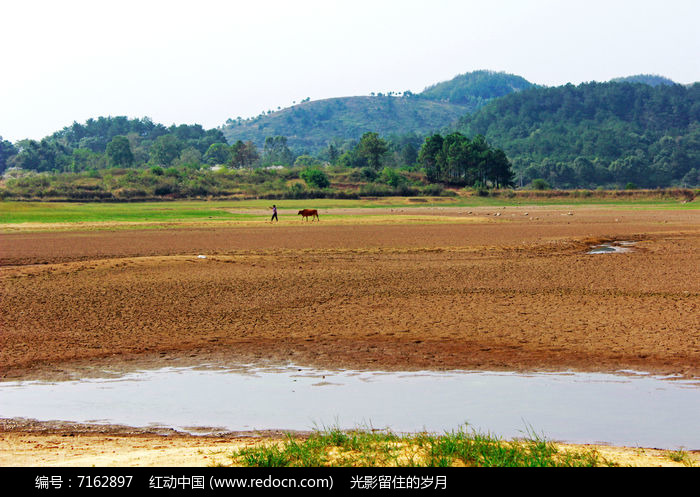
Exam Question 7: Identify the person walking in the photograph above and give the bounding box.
[270,204,278,222]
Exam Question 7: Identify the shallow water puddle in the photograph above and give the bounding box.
[588,241,635,254]
[1,365,699,449]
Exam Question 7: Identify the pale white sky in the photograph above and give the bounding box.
[2,0,699,143]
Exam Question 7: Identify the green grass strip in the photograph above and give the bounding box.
[228,425,614,467]
[1,197,695,225]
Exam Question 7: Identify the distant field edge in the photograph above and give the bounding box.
[0,190,697,227]
[0,187,697,204]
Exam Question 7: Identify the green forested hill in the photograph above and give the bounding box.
[221,71,532,154]
[457,81,700,188]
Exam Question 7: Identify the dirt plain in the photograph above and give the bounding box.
[1,204,699,466]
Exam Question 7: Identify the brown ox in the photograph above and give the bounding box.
[298,209,319,221]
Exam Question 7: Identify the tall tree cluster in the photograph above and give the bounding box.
[262,136,293,166]
[418,132,514,188]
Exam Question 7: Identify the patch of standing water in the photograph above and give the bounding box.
[588,241,636,254]
[1,365,698,450]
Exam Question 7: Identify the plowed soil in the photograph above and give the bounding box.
[2,205,699,380]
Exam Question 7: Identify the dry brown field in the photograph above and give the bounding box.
[1,203,699,466]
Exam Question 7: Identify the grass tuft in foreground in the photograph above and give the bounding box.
[228,426,616,467]
[668,448,694,466]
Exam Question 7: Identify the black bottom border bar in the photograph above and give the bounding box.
[3,466,684,495]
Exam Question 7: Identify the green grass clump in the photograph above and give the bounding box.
[228,426,610,467]
[668,449,694,466]
[423,427,607,467]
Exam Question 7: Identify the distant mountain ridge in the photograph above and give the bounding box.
[221,71,533,153]
[609,74,677,87]
[419,70,533,105]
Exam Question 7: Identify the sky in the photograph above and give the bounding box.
[2,0,699,143]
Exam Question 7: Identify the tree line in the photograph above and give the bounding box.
[0,118,430,175]
[1,117,517,200]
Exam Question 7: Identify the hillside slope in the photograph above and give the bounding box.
[222,96,467,153]
[221,71,532,153]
